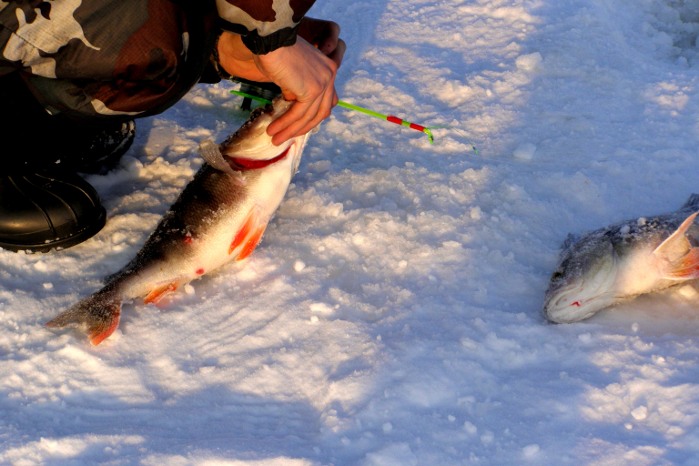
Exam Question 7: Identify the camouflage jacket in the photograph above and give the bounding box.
[0,0,316,120]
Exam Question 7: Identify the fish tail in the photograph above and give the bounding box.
[45,287,122,346]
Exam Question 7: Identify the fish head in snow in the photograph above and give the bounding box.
[543,230,621,323]
[544,202,699,325]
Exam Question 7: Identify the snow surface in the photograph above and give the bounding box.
[2,0,699,464]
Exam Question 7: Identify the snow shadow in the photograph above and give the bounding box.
[0,384,322,464]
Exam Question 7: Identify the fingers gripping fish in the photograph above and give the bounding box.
[46,97,312,345]
[544,194,699,323]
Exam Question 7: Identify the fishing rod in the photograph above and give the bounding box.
[229,88,435,144]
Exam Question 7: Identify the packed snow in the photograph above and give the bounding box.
[2,0,699,464]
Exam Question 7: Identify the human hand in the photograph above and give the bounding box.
[254,37,340,145]
[297,17,346,66]
[217,18,346,145]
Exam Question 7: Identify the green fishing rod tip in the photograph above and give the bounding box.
[229,89,271,104]
[231,87,439,144]
[424,128,435,144]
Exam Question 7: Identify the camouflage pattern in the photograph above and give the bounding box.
[216,0,316,54]
[0,0,314,120]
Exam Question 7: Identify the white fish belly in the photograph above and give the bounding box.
[116,156,296,302]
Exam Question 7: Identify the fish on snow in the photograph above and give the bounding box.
[543,194,699,323]
[46,96,312,345]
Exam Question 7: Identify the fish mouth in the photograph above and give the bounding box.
[543,255,620,324]
[543,285,617,323]
[222,132,293,161]
[227,146,291,170]
[220,97,295,160]
[198,138,294,175]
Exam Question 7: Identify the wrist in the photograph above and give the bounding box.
[217,33,254,75]
[240,24,300,55]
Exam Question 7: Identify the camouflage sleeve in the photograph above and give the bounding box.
[0,1,217,119]
[215,0,316,55]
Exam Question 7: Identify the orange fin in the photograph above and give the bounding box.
[229,211,256,255]
[237,225,267,261]
[653,212,698,261]
[654,212,699,280]
[88,305,121,345]
[663,248,699,280]
[229,210,269,259]
[144,282,178,305]
[45,288,122,346]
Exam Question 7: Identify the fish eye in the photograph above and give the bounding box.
[550,270,564,281]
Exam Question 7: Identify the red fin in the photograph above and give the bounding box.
[144,282,178,304]
[45,288,122,346]
[88,305,121,346]
[664,248,699,279]
[237,225,267,261]
[655,212,699,280]
[654,212,698,261]
[229,211,256,255]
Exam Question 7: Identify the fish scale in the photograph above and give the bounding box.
[46,97,311,345]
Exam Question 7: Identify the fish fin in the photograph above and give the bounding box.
[229,210,269,260]
[144,282,179,305]
[199,139,236,174]
[681,194,699,211]
[45,288,122,346]
[653,212,698,260]
[653,212,699,279]
[663,248,699,280]
[237,224,267,261]
[229,210,256,255]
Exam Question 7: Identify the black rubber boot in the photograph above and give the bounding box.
[0,120,134,253]
[0,173,106,252]
[0,73,135,252]
[70,120,136,175]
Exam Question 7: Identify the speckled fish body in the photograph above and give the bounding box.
[46,97,310,345]
[544,194,699,323]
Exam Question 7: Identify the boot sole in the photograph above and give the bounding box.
[0,206,106,253]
